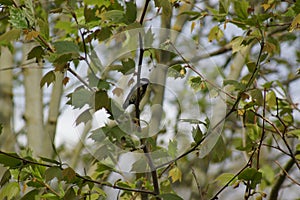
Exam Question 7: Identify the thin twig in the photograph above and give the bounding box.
[156,33,266,189]
[71,10,95,75]
[0,150,156,195]
[168,41,236,100]
[191,168,203,199]
[67,67,94,91]
[257,88,267,169]
[269,157,296,200]
[251,110,300,171]
[274,160,300,187]
[210,150,256,200]
[139,0,151,25]
[136,32,161,198]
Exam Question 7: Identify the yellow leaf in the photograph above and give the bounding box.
[208,26,224,42]
[290,13,300,32]
[25,30,40,40]
[180,68,186,76]
[168,166,182,183]
[261,4,271,11]
[191,21,196,33]
[237,109,245,116]
[230,36,244,54]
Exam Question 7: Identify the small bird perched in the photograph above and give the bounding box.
[123,78,150,110]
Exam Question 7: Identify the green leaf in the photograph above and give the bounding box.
[246,62,256,73]
[84,6,98,23]
[62,167,76,183]
[27,46,45,60]
[249,88,263,106]
[116,181,132,188]
[234,0,249,20]
[0,29,21,45]
[219,0,229,14]
[97,79,110,90]
[215,173,236,186]
[23,0,35,27]
[0,169,11,187]
[70,87,93,108]
[96,163,114,174]
[39,157,61,165]
[262,81,273,89]
[168,140,177,158]
[37,18,49,40]
[9,7,28,29]
[125,2,137,24]
[0,153,22,168]
[168,64,186,79]
[64,187,76,200]
[188,76,203,92]
[89,128,106,142]
[168,166,182,183]
[75,109,92,126]
[94,90,111,111]
[230,36,244,54]
[290,13,300,32]
[101,10,125,23]
[144,28,154,47]
[89,48,103,73]
[266,90,276,108]
[246,124,261,141]
[293,0,300,14]
[0,0,14,5]
[0,181,20,200]
[287,129,300,139]
[45,166,62,182]
[238,168,262,189]
[21,189,40,200]
[130,157,148,172]
[40,193,60,199]
[154,0,171,17]
[208,26,224,42]
[95,27,112,41]
[53,53,74,71]
[223,79,245,91]
[54,21,76,35]
[53,41,80,54]
[260,165,275,185]
[192,125,203,143]
[84,0,111,7]
[210,136,226,162]
[40,70,56,88]
[157,193,184,200]
[120,58,135,74]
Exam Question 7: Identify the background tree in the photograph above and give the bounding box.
[0,0,300,200]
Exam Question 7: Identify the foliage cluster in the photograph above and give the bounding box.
[0,0,300,199]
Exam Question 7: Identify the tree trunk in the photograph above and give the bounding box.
[22,42,49,157]
[44,71,63,157]
[0,47,15,151]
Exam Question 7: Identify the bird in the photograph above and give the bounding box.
[123,78,150,110]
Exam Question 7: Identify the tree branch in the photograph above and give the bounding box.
[0,150,156,196]
[269,157,296,200]
[139,0,151,24]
